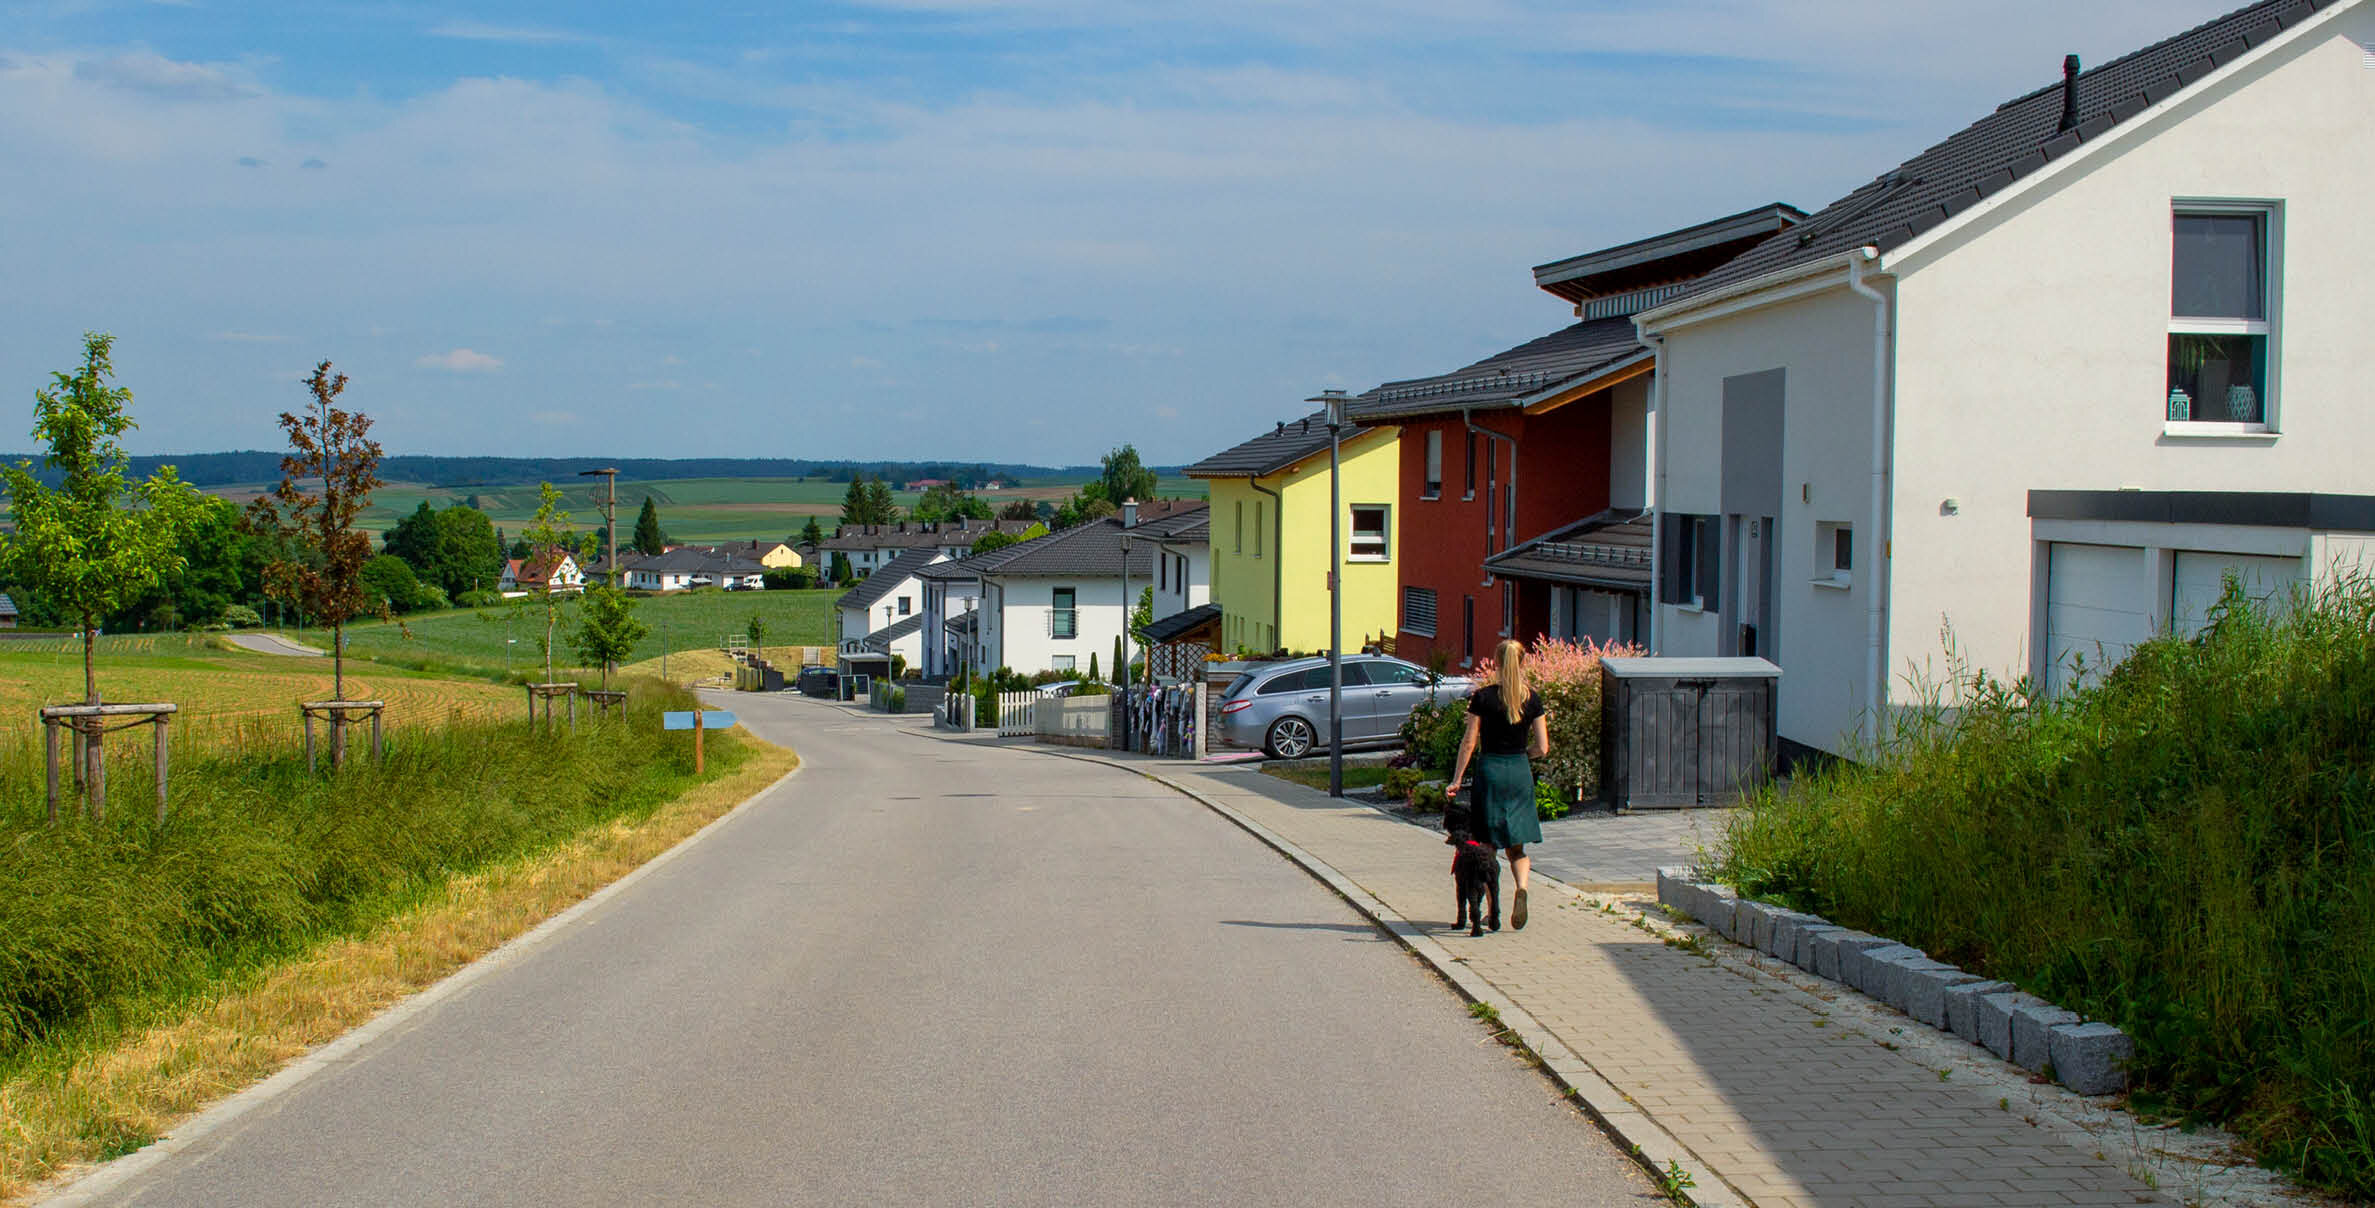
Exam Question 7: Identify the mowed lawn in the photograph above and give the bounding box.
[0,635,521,743]
[315,587,842,675]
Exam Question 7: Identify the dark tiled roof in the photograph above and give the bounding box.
[1140,602,1221,644]
[946,609,979,636]
[1184,412,1336,478]
[1349,316,1648,422]
[834,548,943,612]
[629,547,768,576]
[819,519,1037,552]
[0,592,19,617]
[1484,510,1655,593]
[1683,0,2338,301]
[859,613,924,652]
[1532,204,1806,307]
[924,504,1210,580]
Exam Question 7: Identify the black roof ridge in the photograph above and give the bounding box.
[1531,202,1807,278]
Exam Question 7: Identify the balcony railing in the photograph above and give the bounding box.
[1047,608,1078,639]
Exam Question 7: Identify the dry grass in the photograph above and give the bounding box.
[0,739,798,1204]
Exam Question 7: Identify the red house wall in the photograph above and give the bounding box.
[1391,395,1613,669]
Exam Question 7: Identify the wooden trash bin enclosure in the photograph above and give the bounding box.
[299,699,386,773]
[38,702,177,823]
[1599,657,1781,809]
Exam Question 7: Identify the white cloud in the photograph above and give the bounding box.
[427,21,591,45]
[415,348,504,372]
[70,52,257,102]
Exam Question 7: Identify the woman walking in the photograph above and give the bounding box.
[1448,639,1550,929]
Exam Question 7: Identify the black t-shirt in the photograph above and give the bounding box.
[1467,685,1544,755]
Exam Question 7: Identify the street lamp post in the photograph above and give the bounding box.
[1309,389,1351,797]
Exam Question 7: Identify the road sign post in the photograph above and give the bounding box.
[662,709,738,775]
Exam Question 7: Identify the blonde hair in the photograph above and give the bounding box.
[1492,639,1527,724]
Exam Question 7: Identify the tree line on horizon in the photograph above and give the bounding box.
[0,451,1178,491]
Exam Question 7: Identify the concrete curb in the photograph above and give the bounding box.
[35,760,808,1207]
[1023,746,1747,1208]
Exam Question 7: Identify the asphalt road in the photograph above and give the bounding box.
[84,692,1655,1207]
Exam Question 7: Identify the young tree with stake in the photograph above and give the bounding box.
[0,333,201,811]
[570,586,648,689]
[253,362,384,701]
[519,482,577,684]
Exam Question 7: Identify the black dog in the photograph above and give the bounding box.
[1445,803,1501,936]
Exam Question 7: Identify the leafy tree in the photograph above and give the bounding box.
[383,500,443,575]
[254,361,384,701]
[112,493,273,631]
[1099,444,1158,507]
[518,482,576,683]
[361,554,443,614]
[998,499,1038,522]
[829,552,852,585]
[0,334,203,756]
[840,475,892,527]
[798,516,825,548]
[633,496,667,555]
[864,476,898,525]
[746,612,766,654]
[570,586,648,688]
[970,531,1018,557]
[1131,584,1155,634]
[911,482,992,524]
[1086,651,1099,683]
[433,504,502,598]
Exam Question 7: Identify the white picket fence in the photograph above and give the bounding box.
[996,691,1040,737]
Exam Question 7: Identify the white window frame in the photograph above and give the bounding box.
[1051,654,1076,672]
[1814,521,1853,589]
[2165,199,2281,438]
[1348,504,1391,562]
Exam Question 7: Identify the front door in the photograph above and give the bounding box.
[1725,516,1775,659]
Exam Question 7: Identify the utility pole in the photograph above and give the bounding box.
[1310,389,1350,797]
[578,467,619,588]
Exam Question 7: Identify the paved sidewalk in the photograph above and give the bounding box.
[1074,752,2169,1208]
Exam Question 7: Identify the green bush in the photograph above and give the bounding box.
[1409,782,1448,815]
[1383,766,1422,802]
[1399,695,1467,775]
[1534,775,1570,821]
[221,604,263,629]
[886,686,906,713]
[1714,577,2375,1198]
[0,677,743,1057]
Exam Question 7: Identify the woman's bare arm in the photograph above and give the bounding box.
[1528,712,1550,760]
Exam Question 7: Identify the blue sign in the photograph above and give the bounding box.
[662,710,738,731]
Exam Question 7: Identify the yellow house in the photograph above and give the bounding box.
[1186,414,1401,655]
[717,539,803,570]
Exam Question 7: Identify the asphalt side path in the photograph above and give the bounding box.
[70,692,1657,1207]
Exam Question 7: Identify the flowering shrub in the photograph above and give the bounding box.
[1475,636,1641,803]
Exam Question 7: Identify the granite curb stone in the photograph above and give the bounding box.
[2049,1022,2136,1095]
[2012,1001,2084,1072]
[1793,922,1847,971]
[1943,978,2016,1042]
[1764,909,1821,962]
[1844,943,1924,997]
[1977,991,2048,1062]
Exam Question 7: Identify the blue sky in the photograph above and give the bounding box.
[0,0,2243,464]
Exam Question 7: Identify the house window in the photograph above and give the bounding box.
[1403,586,1438,636]
[1422,431,1442,499]
[1234,501,1244,553]
[1462,595,1475,657]
[1816,522,1852,586]
[1663,514,1719,608]
[1500,585,1514,637]
[1463,432,1477,499]
[2168,206,2275,426]
[1253,501,1264,557]
[1158,553,1168,592]
[1349,505,1390,561]
[1052,654,1075,672]
[1051,587,1077,639]
[898,597,913,616]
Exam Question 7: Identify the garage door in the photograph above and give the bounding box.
[2171,551,2302,638]
[2045,543,2150,695]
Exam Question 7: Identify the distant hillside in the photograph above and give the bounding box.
[0,452,1150,490]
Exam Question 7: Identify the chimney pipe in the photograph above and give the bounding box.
[2058,54,2082,133]
[1121,498,1139,528]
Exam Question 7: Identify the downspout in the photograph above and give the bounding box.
[1462,408,1519,589]
[1639,329,1667,655]
[1248,473,1285,650]
[1844,248,1891,748]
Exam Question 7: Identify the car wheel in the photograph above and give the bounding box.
[1266,716,1316,759]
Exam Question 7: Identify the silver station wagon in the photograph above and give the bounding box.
[1216,654,1466,758]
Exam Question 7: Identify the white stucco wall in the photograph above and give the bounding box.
[990,575,1132,675]
[1608,374,1654,512]
[1885,6,2375,699]
[1651,285,1885,751]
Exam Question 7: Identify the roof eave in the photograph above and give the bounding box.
[1516,351,1657,415]
[1635,248,1882,334]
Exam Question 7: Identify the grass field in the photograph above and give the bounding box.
[200,474,1209,544]
[0,636,521,744]
[302,587,842,679]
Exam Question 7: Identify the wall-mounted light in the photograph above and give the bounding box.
[1940,498,1959,515]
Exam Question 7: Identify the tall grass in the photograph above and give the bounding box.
[1715,576,2375,1197]
[0,676,748,1064]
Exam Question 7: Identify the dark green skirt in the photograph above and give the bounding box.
[1473,752,1542,849]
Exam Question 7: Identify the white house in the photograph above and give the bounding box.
[499,552,584,596]
[1636,0,2375,757]
[834,548,946,667]
[925,502,1209,677]
[622,548,768,592]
